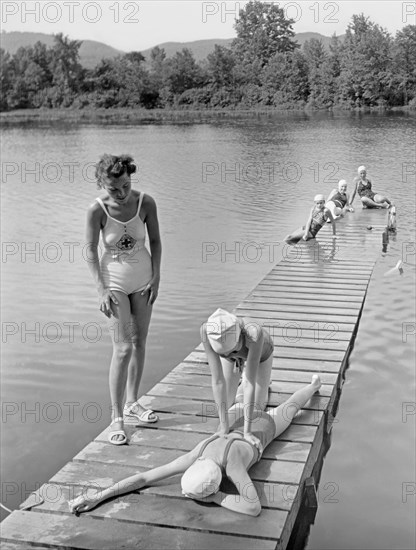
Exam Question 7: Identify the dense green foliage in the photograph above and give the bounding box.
[1,3,415,111]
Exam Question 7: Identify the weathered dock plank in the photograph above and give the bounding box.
[1,510,277,549]
[1,214,388,549]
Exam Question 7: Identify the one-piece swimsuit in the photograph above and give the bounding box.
[197,411,277,473]
[309,207,327,237]
[357,179,375,200]
[96,193,152,295]
[331,191,347,208]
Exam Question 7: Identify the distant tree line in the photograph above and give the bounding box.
[1,2,415,112]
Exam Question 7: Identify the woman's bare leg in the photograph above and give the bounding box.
[124,291,154,417]
[361,197,385,209]
[284,227,305,245]
[269,375,322,436]
[374,194,391,207]
[106,291,134,441]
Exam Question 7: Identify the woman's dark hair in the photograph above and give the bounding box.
[95,154,137,188]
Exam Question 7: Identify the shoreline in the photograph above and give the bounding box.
[1,105,414,124]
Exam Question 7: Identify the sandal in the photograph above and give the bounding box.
[124,401,158,424]
[108,417,127,445]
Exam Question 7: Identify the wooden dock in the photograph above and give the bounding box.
[1,209,392,549]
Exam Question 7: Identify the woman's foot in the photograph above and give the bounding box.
[311,374,322,392]
[108,417,127,445]
[124,401,158,423]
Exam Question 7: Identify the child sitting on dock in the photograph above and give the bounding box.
[351,166,392,209]
[68,375,321,517]
[284,194,336,245]
[201,308,274,452]
[325,180,354,220]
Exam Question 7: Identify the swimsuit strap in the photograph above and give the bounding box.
[137,192,145,217]
[221,432,258,470]
[96,193,145,224]
[197,434,220,458]
[96,197,107,213]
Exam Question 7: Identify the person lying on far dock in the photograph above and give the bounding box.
[351,166,392,209]
[284,194,336,245]
[325,180,354,220]
[68,375,321,517]
[201,308,274,452]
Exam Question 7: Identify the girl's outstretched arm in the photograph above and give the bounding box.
[303,207,314,240]
[201,324,230,435]
[243,325,264,450]
[208,465,261,516]
[350,179,359,204]
[68,446,202,515]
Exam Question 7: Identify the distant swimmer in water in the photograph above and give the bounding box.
[325,180,354,220]
[68,375,322,517]
[284,194,336,245]
[351,166,392,209]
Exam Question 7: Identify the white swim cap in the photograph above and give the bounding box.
[314,194,325,202]
[205,308,241,355]
[338,179,347,189]
[181,457,222,500]
[358,165,366,173]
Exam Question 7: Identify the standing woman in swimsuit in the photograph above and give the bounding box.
[86,154,162,445]
[284,194,336,245]
[351,166,392,208]
[326,180,354,219]
[200,308,275,451]
[69,374,322,516]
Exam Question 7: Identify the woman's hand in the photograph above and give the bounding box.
[99,289,118,317]
[141,275,160,305]
[215,423,230,436]
[302,233,308,241]
[68,494,101,515]
[244,432,263,455]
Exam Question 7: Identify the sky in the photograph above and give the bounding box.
[1,1,415,52]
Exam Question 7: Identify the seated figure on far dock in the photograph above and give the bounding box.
[351,166,392,209]
[201,308,274,452]
[68,375,321,517]
[284,194,337,245]
[325,180,354,220]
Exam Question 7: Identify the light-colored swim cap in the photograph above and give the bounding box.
[181,457,222,499]
[338,179,347,189]
[358,165,366,173]
[205,308,241,355]
[314,194,325,202]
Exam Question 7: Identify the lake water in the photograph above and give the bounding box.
[1,111,415,548]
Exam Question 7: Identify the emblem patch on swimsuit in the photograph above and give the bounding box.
[115,233,137,251]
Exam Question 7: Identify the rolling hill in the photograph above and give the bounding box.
[1,31,343,68]
[0,31,123,69]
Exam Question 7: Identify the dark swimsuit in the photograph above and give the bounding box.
[197,411,277,471]
[331,191,347,208]
[308,207,327,237]
[357,179,376,200]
